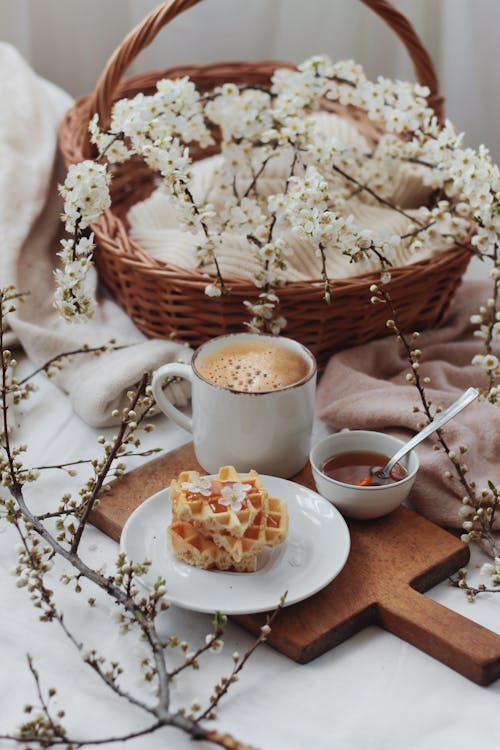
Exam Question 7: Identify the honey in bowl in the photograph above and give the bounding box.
[321,451,408,487]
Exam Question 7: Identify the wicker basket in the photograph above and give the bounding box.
[59,0,471,368]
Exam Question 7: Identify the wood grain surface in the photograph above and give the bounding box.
[91,442,500,685]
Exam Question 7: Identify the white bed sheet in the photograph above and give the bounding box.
[0,356,498,750]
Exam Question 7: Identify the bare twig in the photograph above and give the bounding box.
[18,342,129,386]
[373,285,498,558]
[330,162,423,226]
[197,594,286,723]
[29,448,161,476]
[69,374,150,554]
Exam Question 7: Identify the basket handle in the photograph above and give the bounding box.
[87,0,442,135]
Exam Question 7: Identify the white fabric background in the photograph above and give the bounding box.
[0,0,499,162]
[0,362,498,750]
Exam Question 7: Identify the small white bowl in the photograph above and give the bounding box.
[309,430,419,520]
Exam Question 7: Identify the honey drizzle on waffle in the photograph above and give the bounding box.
[171,467,265,538]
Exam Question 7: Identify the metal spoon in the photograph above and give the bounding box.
[368,387,480,486]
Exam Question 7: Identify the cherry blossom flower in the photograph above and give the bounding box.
[181,476,213,496]
[219,483,252,512]
[480,558,500,585]
[205,634,224,653]
[59,160,111,232]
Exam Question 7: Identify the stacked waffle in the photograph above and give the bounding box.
[168,466,288,572]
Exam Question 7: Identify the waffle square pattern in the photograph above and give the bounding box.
[168,466,289,572]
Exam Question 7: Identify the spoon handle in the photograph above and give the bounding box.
[381,387,480,478]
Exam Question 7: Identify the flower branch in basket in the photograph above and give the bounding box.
[57,55,480,334]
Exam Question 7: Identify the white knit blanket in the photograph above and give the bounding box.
[0,44,190,427]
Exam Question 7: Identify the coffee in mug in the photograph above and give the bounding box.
[195,337,312,392]
[151,333,317,478]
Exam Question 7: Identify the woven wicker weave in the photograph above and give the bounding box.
[59,0,471,368]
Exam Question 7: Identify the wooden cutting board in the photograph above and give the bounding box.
[91,442,500,686]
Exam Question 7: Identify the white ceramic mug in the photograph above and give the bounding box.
[151,332,317,478]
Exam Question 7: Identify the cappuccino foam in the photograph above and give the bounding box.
[197,339,311,392]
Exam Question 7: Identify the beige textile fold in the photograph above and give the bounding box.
[316,280,499,552]
[0,44,192,427]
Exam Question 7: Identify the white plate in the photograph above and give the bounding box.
[120,475,351,615]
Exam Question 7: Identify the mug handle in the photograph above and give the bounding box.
[151,363,193,433]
